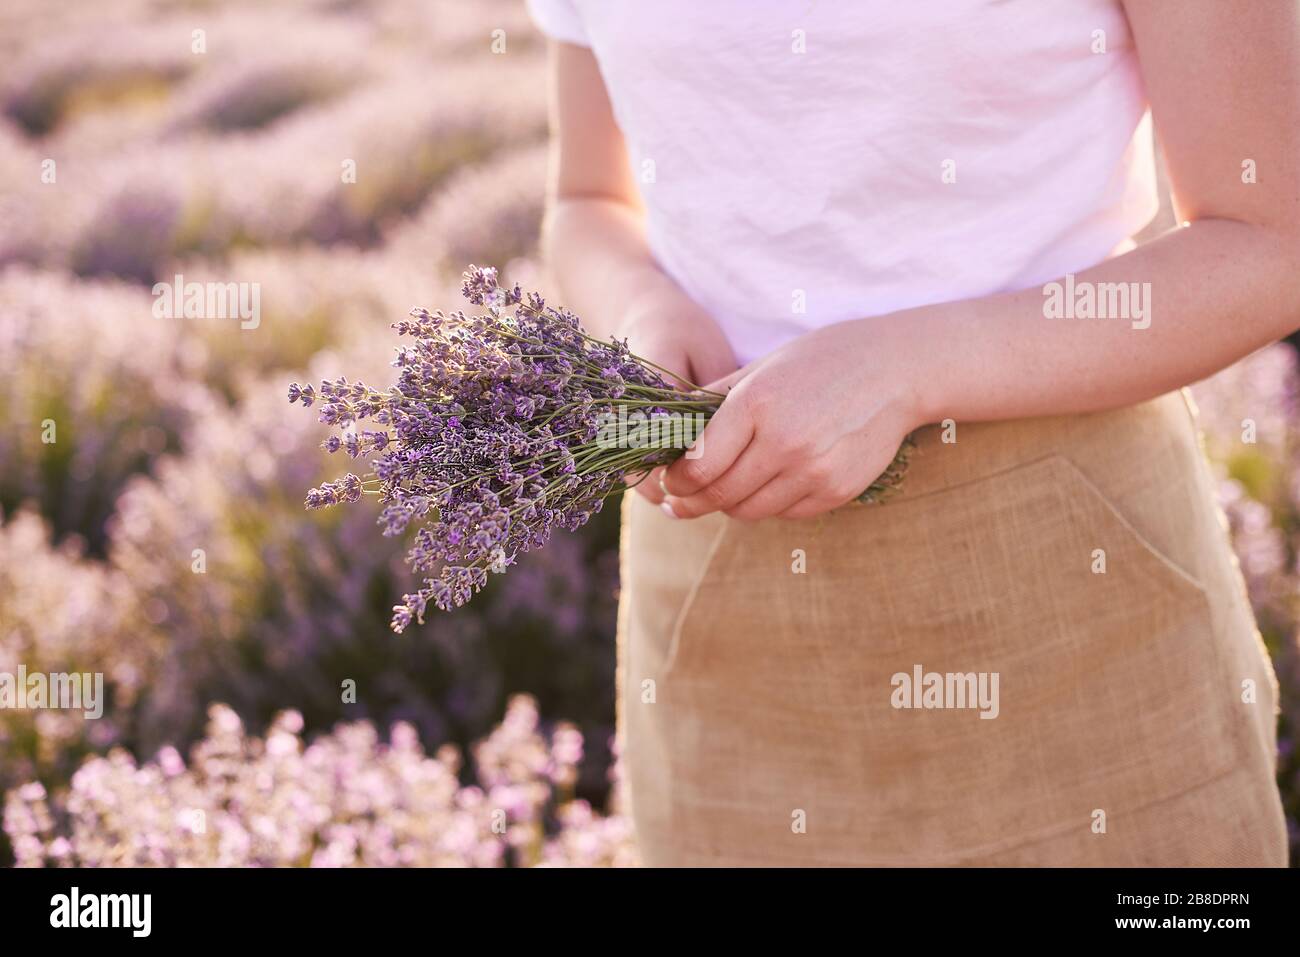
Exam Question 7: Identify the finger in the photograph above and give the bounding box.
[628,466,667,505]
[664,442,780,519]
[697,363,753,396]
[778,493,842,521]
[661,395,754,498]
[723,472,811,522]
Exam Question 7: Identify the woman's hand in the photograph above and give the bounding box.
[660,318,927,521]
[617,297,738,392]
[617,294,739,506]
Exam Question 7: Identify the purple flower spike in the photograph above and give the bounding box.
[291,264,910,629]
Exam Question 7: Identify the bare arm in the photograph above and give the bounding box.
[663,0,1300,521]
[539,40,647,339]
[540,42,737,387]
[913,0,1300,424]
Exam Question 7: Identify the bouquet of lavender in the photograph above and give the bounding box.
[290,266,912,631]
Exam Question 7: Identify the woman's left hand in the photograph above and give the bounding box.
[660,318,929,521]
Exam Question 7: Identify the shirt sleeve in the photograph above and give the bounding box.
[525,0,591,47]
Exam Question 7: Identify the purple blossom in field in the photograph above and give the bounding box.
[3,696,636,868]
[372,0,544,59]
[1216,478,1290,624]
[101,364,616,771]
[0,13,194,135]
[165,245,445,400]
[1192,343,1300,862]
[540,798,639,868]
[0,121,59,267]
[0,509,139,799]
[0,0,625,868]
[1,2,378,139]
[4,59,547,283]
[161,51,362,137]
[1192,344,1298,462]
[385,142,547,274]
[0,266,211,550]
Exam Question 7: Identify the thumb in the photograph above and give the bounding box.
[697,360,756,396]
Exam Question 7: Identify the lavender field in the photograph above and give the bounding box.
[0,0,1296,867]
[0,0,631,867]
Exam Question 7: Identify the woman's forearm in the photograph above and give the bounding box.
[898,219,1300,426]
[542,196,693,340]
[541,194,741,395]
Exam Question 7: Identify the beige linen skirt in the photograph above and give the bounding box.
[614,389,1287,866]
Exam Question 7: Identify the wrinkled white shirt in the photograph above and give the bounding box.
[528,0,1157,363]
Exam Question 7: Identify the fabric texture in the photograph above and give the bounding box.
[615,390,1287,866]
[525,0,1158,364]
[525,0,589,47]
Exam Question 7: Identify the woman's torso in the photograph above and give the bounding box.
[532,0,1158,363]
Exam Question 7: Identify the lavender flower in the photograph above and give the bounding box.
[3,695,636,868]
[0,267,210,551]
[292,265,914,629]
[0,509,138,802]
[384,143,548,275]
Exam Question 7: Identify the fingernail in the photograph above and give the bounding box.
[660,500,679,520]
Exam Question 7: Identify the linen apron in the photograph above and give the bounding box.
[614,390,1287,866]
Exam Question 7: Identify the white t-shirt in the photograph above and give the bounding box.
[528,0,1158,364]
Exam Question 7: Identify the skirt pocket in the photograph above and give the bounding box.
[649,453,1243,865]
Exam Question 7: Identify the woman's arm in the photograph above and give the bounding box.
[663,0,1300,521]
[540,41,738,504]
[915,0,1300,422]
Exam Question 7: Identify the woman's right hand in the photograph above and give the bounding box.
[616,298,738,505]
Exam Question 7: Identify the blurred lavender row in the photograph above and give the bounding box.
[0,0,626,867]
[5,696,637,867]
